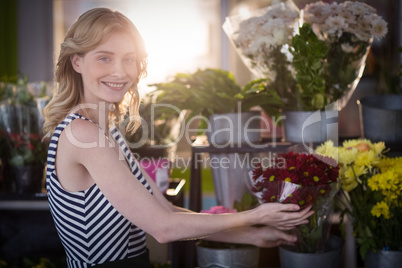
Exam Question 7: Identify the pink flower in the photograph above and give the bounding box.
[200,206,237,214]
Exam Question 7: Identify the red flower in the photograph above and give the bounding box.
[252,163,263,181]
[262,167,279,182]
[29,133,40,140]
[276,169,300,184]
[250,151,339,208]
[26,141,35,151]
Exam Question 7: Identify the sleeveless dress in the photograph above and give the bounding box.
[46,113,153,267]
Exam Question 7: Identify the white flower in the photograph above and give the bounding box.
[325,16,347,38]
[234,3,299,71]
[303,1,387,45]
[339,9,355,26]
[341,43,354,53]
[355,17,373,41]
[344,1,376,16]
[371,18,388,39]
[303,2,332,25]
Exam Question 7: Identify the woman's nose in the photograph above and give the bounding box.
[111,62,125,79]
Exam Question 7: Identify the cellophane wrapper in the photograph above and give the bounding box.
[250,176,339,253]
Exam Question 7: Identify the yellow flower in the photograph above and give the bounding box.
[342,179,358,192]
[355,150,375,167]
[378,170,398,191]
[316,140,338,161]
[338,147,358,165]
[377,157,402,172]
[368,174,380,191]
[371,201,390,219]
[342,139,373,149]
[343,167,357,184]
[373,141,386,156]
[343,165,366,184]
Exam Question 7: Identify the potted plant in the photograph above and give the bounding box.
[148,68,283,146]
[316,139,402,268]
[0,76,48,194]
[224,0,388,143]
[148,68,282,208]
[127,95,181,157]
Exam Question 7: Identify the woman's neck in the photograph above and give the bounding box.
[75,101,112,132]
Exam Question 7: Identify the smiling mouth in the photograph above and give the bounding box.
[103,82,126,90]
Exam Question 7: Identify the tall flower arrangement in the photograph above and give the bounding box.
[249,151,339,253]
[316,139,402,259]
[223,0,388,112]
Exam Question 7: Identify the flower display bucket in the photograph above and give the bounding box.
[196,243,259,268]
[282,110,338,144]
[365,249,402,268]
[206,111,261,209]
[358,94,402,143]
[279,235,343,268]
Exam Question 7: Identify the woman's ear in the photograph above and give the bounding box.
[71,54,82,73]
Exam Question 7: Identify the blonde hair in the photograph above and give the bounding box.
[43,7,148,137]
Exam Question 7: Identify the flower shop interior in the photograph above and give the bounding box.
[0,0,401,267]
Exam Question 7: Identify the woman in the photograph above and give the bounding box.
[43,7,313,267]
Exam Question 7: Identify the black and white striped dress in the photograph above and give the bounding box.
[46,113,152,267]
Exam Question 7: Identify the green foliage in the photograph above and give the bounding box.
[290,23,330,111]
[149,68,242,119]
[241,78,284,119]
[148,68,284,134]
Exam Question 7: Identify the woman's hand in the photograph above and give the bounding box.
[249,225,297,248]
[251,203,314,230]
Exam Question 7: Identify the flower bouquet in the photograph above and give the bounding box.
[316,139,402,259]
[248,151,339,253]
[223,0,388,112]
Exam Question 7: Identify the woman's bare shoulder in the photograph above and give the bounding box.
[61,118,105,148]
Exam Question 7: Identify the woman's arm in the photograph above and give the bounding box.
[62,120,313,244]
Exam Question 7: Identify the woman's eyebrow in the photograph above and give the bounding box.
[94,50,136,56]
[94,50,114,55]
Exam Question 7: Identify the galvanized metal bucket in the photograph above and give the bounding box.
[282,110,338,144]
[279,235,343,268]
[358,94,402,143]
[197,243,260,268]
[365,249,402,268]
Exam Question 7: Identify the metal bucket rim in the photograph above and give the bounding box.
[196,243,258,252]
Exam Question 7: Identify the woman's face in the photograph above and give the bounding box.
[71,31,138,105]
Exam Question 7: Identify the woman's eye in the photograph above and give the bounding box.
[124,58,136,64]
[100,57,110,62]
